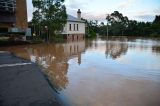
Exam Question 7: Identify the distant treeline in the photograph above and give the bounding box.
[83,11,160,37]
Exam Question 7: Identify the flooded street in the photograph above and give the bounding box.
[0,36,160,106]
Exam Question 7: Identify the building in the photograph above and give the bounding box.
[61,9,85,40]
[0,0,28,33]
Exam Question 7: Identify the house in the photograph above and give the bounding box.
[61,9,85,40]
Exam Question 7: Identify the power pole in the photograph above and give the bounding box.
[107,22,108,37]
[106,14,110,37]
[38,0,40,36]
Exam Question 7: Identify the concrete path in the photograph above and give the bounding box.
[0,52,61,106]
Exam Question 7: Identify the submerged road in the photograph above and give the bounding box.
[0,52,61,106]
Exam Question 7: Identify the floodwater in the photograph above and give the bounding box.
[0,36,160,106]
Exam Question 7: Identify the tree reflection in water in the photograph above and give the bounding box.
[19,44,70,91]
[25,41,86,91]
[24,37,158,91]
[105,37,128,59]
[1,36,160,93]
[0,40,85,91]
[85,37,128,60]
[152,46,160,53]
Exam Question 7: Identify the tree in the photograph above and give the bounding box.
[105,11,159,36]
[126,20,138,35]
[106,11,129,36]
[151,15,160,36]
[32,0,67,41]
[81,18,97,38]
[32,0,43,36]
[153,15,160,24]
[84,11,159,37]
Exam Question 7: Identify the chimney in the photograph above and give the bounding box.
[77,9,81,20]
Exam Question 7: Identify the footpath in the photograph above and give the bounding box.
[0,52,61,106]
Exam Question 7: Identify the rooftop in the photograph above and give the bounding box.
[67,14,85,23]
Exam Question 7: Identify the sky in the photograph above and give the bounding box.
[27,0,160,23]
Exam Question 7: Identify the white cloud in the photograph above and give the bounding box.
[117,0,138,9]
[65,0,90,10]
[27,0,158,22]
[153,7,160,15]
[82,12,106,21]
[128,11,156,22]
[135,15,155,22]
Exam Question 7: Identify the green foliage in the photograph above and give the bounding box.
[50,34,64,42]
[150,32,159,37]
[106,11,129,36]
[32,0,67,41]
[82,12,160,37]
[103,11,160,37]
[88,28,97,38]
[81,18,97,38]
[84,13,160,37]
[153,15,160,24]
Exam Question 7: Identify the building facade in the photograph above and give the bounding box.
[61,9,85,40]
[0,0,28,33]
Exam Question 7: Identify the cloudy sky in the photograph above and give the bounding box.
[27,0,160,23]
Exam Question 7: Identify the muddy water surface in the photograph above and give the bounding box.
[0,37,160,106]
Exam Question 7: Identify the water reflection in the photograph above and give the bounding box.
[0,37,160,106]
[0,40,86,91]
[105,38,128,59]
[26,41,86,90]
[152,46,160,53]
[85,37,128,60]
[26,44,70,91]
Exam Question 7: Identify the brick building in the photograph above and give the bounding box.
[0,0,28,33]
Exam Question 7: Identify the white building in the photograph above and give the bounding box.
[61,9,85,40]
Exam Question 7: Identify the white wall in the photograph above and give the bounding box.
[62,40,85,55]
[61,21,85,34]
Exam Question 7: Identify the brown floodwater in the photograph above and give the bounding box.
[0,36,160,106]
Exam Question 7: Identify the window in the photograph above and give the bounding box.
[74,24,75,31]
[1,0,16,12]
[77,24,79,31]
[69,24,71,31]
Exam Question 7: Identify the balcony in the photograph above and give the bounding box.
[0,0,16,13]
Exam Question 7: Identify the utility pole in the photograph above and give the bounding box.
[106,14,110,37]
[45,26,48,42]
[107,22,108,37]
[38,0,40,36]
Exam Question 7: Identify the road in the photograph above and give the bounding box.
[0,52,61,106]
